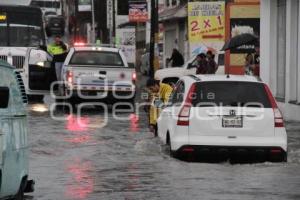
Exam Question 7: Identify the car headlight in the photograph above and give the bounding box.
[36,61,44,67]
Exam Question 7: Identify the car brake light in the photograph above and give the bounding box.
[66,71,73,84]
[177,83,196,126]
[274,108,284,127]
[177,105,191,126]
[270,147,282,154]
[264,84,284,127]
[74,42,85,46]
[132,72,137,83]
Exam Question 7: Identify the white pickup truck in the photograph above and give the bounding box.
[57,45,136,107]
[155,52,224,86]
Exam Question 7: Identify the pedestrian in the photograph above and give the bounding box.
[206,50,218,74]
[47,35,68,82]
[253,44,260,76]
[167,48,184,67]
[244,53,254,75]
[196,53,208,74]
[146,78,173,136]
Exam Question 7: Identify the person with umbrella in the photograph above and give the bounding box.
[167,48,185,67]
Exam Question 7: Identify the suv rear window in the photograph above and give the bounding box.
[192,81,271,108]
[70,51,124,66]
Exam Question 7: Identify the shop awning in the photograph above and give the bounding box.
[159,4,187,22]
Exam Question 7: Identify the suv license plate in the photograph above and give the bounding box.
[222,116,243,128]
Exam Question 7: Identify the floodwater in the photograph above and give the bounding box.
[27,97,300,200]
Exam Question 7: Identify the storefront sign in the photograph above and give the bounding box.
[78,0,92,12]
[116,28,136,64]
[188,1,225,57]
[129,2,148,22]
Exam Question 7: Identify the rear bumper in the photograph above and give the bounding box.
[65,90,136,101]
[174,145,287,162]
[171,135,287,154]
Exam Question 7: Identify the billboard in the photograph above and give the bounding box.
[78,0,92,12]
[129,2,148,22]
[116,28,136,64]
[188,1,225,58]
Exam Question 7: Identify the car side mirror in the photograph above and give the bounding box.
[0,87,9,108]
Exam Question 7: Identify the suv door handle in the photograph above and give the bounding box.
[99,71,106,75]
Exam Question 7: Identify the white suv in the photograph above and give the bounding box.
[157,75,287,162]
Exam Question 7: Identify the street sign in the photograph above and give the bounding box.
[107,0,113,29]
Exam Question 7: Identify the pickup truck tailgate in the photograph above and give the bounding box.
[67,66,135,89]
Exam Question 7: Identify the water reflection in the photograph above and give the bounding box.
[65,159,94,199]
[129,114,139,133]
[66,114,89,132]
[30,104,49,113]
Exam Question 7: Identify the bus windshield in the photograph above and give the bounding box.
[30,1,61,9]
[0,6,45,47]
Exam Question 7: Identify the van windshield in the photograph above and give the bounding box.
[192,81,272,108]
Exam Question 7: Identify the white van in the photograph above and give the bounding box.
[0,61,34,200]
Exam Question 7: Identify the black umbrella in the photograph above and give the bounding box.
[221,33,259,51]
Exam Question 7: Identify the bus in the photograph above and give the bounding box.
[30,0,63,16]
[0,5,52,99]
[0,5,46,69]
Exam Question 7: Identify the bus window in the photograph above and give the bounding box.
[0,13,7,46]
[0,7,45,47]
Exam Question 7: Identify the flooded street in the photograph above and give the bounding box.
[27,98,300,200]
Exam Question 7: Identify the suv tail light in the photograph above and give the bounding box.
[177,83,196,126]
[274,108,284,127]
[177,105,191,126]
[264,84,284,127]
[66,71,73,85]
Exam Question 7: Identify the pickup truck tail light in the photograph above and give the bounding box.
[66,71,73,85]
[132,72,137,83]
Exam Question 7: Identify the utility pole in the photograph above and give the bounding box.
[91,0,96,43]
[149,0,159,78]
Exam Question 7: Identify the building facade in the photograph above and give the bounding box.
[260,0,300,121]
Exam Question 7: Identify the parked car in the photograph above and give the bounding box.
[45,15,65,36]
[157,74,287,162]
[155,51,225,86]
[0,60,34,199]
[57,44,136,107]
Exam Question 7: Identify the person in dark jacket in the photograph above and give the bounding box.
[206,51,218,74]
[167,48,184,67]
[196,53,208,74]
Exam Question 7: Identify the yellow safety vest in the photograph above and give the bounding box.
[149,83,173,125]
[47,44,65,55]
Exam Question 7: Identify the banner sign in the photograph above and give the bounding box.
[107,0,113,28]
[78,0,92,12]
[116,28,136,64]
[188,1,225,57]
[129,2,148,22]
